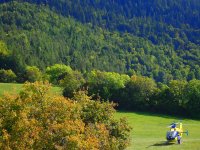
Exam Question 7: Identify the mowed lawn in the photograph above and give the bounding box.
[0,83,62,96]
[115,112,200,150]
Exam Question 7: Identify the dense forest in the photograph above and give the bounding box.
[0,1,200,83]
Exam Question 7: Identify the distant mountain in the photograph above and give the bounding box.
[0,1,200,82]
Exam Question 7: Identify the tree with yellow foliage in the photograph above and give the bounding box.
[0,82,131,150]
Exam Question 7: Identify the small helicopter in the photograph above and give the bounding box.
[166,121,188,144]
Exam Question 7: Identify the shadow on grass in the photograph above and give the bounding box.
[118,110,200,121]
[119,111,182,120]
[146,141,175,148]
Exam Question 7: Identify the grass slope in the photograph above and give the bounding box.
[116,112,200,150]
[0,83,22,96]
[0,83,62,96]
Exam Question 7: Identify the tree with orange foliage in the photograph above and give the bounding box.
[0,82,131,150]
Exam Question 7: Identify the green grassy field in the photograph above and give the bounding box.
[1,83,200,150]
[116,112,200,150]
[0,83,22,96]
[0,83,62,96]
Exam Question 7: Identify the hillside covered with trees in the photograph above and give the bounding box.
[1,1,200,149]
[0,0,200,83]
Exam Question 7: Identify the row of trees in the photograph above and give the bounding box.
[0,81,131,149]
[3,64,198,118]
[83,70,200,118]
[52,65,200,118]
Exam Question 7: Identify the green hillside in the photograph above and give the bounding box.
[115,112,200,150]
[0,1,200,83]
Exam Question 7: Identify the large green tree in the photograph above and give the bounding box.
[87,70,130,100]
[122,75,158,110]
[46,64,72,84]
[60,70,85,98]
[185,80,200,118]
[24,66,42,82]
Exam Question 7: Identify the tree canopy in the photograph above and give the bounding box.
[0,82,131,149]
[0,1,200,83]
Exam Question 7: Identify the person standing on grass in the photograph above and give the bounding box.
[177,133,181,144]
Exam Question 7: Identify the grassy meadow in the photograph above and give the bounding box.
[116,112,200,150]
[0,83,200,150]
[0,83,23,96]
[0,83,62,96]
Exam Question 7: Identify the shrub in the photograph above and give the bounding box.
[121,75,157,110]
[46,64,72,84]
[60,70,85,98]
[24,66,42,82]
[0,69,16,82]
[0,82,131,150]
[87,70,130,100]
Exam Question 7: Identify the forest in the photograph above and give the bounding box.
[0,1,200,83]
[0,0,200,116]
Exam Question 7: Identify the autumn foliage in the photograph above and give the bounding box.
[0,82,131,150]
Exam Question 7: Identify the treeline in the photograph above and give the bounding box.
[46,65,200,119]
[2,63,199,118]
[0,2,200,83]
[52,66,200,119]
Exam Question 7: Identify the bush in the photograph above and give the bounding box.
[120,75,157,110]
[24,66,42,82]
[61,70,85,98]
[46,64,72,84]
[0,82,131,149]
[0,69,16,82]
[87,70,130,100]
